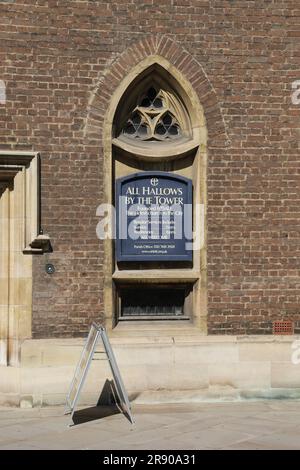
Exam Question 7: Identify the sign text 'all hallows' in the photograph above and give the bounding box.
[116,172,193,262]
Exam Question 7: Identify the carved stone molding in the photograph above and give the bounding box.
[0,151,51,254]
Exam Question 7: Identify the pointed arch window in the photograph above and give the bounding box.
[113,72,198,158]
[106,58,207,329]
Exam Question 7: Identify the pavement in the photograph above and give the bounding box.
[0,400,300,450]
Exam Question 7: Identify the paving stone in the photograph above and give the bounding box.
[0,402,300,450]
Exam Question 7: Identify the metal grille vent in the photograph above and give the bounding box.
[273,321,294,335]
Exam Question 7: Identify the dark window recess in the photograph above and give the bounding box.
[120,287,186,318]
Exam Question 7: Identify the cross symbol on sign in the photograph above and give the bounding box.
[151,178,158,186]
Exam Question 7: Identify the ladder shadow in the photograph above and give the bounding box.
[71,379,121,426]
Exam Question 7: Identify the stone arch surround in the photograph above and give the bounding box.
[83,35,227,331]
[84,35,227,144]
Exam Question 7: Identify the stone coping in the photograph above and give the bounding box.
[20,334,300,347]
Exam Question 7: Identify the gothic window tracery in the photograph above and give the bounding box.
[119,86,186,142]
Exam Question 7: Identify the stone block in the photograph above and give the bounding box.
[208,362,271,390]
[271,362,300,388]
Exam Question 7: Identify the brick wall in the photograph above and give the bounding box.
[0,0,299,336]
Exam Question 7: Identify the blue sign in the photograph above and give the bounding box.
[116,172,193,262]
